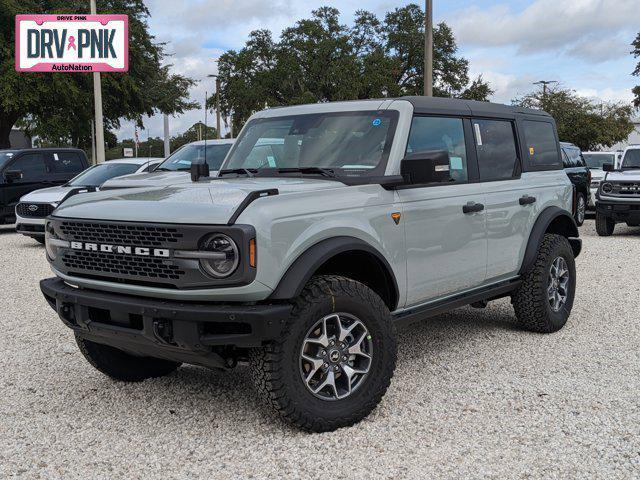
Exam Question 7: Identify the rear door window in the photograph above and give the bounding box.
[523,121,561,168]
[406,116,469,183]
[49,152,85,174]
[473,119,519,181]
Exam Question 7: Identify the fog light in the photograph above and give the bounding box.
[200,234,239,278]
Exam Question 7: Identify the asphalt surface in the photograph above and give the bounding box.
[1,220,639,479]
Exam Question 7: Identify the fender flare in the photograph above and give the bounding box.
[268,236,399,308]
[519,206,581,275]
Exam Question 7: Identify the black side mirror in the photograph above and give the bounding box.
[603,164,614,172]
[4,170,22,183]
[400,150,451,185]
[190,160,210,182]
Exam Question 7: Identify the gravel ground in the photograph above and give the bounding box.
[1,220,639,479]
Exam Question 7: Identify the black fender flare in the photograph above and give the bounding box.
[519,206,581,275]
[268,236,399,309]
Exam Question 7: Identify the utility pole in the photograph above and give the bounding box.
[163,114,170,157]
[90,119,95,165]
[533,80,558,101]
[89,0,105,163]
[424,0,433,96]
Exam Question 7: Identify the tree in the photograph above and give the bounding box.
[515,86,635,151]
[215,4,492,131]
[633,32,640,108]
[0,0,198,150]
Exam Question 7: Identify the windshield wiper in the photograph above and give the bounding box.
[276,167,337,178]
[219,168,257,177]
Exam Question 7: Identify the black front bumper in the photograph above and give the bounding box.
[41,277,292,368]
[596,200,640,224]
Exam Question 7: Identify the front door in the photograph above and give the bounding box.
[3,152,50,210]
[397,116,487,307]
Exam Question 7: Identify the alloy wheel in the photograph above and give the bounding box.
[548,256,570,312]
[299,313,373,401]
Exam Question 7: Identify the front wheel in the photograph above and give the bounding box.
[595,211,615,236]
[512,234,576,333]
[250,275,397,432]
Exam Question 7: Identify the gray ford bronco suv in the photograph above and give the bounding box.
[40,97,581,432]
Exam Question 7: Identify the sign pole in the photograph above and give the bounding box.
[424,0,433,96]
[90,0,106,163]
[163,114,170,157]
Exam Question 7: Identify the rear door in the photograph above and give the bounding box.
[397,115,487,306]
[3,152,50,210]
[473,118,533,281]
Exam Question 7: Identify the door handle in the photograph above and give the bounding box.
[519,195,536,206]
[463,201,485,214]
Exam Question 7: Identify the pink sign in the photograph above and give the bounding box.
[15,14,128,72]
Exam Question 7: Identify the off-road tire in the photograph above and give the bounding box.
[574,193,586,226]
[75,334,181,381]
[595,211,615,236]
[512,234,576,333]
[249,275,397,432]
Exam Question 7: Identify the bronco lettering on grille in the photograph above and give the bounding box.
[69,241,170,258]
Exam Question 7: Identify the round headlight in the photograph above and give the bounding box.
[199,234,239,278]
[45,222,58,260]
[601,182,613,194]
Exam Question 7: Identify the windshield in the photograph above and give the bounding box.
[157,143,232,171]
[68,163,140,187]
[622,149,640,169]
[0,150,18,170]
[223,111,399,177]
[584,153,615,169]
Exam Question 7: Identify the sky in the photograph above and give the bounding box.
[116,0,639,141]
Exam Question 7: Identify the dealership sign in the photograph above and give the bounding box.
[15,14,128,72]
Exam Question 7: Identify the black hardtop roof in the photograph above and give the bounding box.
[400,96,551,119]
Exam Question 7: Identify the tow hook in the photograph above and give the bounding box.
[153,319,176,346]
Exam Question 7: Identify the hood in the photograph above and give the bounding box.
[20,185,77,204]
[601,170,640,182]
[590,169,606,181]
[100,171,197,189]
[53,177,344,224]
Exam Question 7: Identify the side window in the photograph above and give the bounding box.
[50,152,84,174]
[566,148,583,167]
[523,121,560,168]
[473,119,519,181]
[9,153,47,180]
[561,149,571,167]
[406,116,468,182]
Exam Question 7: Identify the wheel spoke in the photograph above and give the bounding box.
[337,318,359,342]
[304,315,330,348]
[301,354,324,384]
[313,369,337,397]
[348,331,371,359]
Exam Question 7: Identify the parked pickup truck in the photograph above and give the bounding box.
[40,97,581,432]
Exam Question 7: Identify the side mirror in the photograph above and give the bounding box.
[603,164,614,172]
[190,160,210,182]
[4,170,23,183]
[400,150,451,185]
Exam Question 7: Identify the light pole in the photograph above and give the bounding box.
[533,80,558,100]
[207,74,222,139]
[424,0,433,97]
[89,0,105,163]
[163,114,170,157]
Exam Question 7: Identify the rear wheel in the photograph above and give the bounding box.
[595,211,615,236]
[512,234,576,333]
[250,275,397,432]
[75,335,181,381]
[574,193,586,226]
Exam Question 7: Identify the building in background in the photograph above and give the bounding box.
[611,117,640,150]
[9,128,31,149]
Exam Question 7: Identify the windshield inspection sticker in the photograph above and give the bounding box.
[372,118,382,126]
[15,14,129,72]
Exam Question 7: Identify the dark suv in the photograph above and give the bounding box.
[560,142,590,226]
[0,148,89,225]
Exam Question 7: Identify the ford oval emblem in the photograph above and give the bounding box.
[28,204,39,212]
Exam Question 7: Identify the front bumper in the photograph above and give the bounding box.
[41,277,292,368]
[596,200,640,225]
[15,213,46,236]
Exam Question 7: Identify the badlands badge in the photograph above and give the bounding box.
[15,14,128,72]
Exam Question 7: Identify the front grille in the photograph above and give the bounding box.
[59,221,183,247]
[62,250,186,280]
[610,183,640,195]
[16,203,55,218]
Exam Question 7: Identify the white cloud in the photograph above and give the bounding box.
[450,0,638,61]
